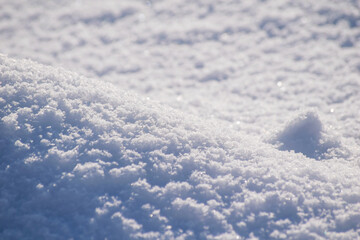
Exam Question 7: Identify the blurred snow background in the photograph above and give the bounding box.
[1,0,360,239]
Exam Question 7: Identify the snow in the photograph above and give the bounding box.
[1,0,360,239]
[270,111,343,159]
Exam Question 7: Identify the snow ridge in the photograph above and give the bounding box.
[1,55,360,239]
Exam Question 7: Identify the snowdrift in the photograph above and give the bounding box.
[1,55,360,239]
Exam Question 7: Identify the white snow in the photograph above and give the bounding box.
[269,111,344,159]
[1,0,360,239]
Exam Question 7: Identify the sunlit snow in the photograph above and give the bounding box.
[1,0,360,239]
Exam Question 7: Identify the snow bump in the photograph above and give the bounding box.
[271,111,342,159]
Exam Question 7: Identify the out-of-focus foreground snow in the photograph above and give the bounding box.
[1,0,360,239]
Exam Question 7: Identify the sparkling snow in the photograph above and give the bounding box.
[1,0,360,239]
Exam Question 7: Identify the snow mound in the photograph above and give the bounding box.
[271,111,341,159]
[1,55,360,239]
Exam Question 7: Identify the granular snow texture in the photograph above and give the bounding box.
[1,0,360,140]
[1,0,360,239]
[1,55,360,239]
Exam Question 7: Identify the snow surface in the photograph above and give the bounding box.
[1,0,360,239]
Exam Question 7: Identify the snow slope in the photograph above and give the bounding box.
[1,0,360,239]
[1,55,360,239]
